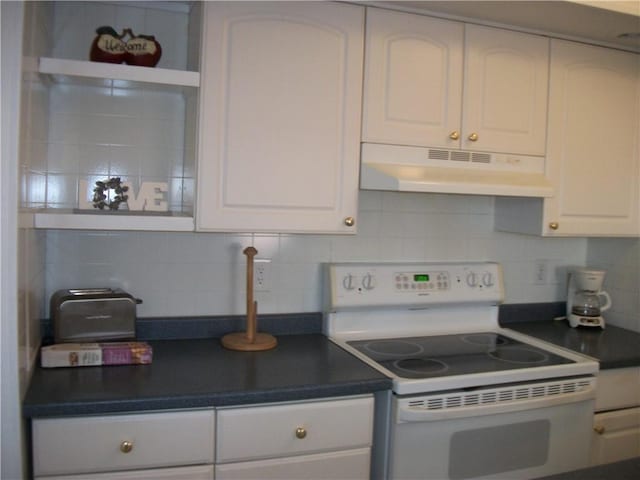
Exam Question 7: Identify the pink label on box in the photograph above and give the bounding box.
[102,346,132,365]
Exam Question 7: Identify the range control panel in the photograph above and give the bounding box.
[327,262,504,309]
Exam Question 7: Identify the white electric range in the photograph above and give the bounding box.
[323,262,599,480]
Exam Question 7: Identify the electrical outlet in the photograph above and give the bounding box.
[254,259,271,291]
[533,260,549,285]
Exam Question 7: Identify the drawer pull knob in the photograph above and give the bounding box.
[120,440,134,453]
[549,222,559,230]
[295,427,307,439]
[594,425,605,435]
[449,131,460,140]
[468,132,479,142]
[344,217,355,227]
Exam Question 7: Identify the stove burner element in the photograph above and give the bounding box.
[362,340,424,357]
[394,358,449,375]
[462,333,508,346]
[489,347,550,364]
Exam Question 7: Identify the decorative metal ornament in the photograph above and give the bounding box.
[92,177,129,210]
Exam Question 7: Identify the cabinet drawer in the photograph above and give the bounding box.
[215,447,370,480]
[591,407,640,465]
[216,396,374,462]
[33,410,215,476]
[35,464,214,480]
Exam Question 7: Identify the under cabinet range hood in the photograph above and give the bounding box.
[360,143,554,198]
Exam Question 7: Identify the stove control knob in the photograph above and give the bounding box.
[466,271,479,287]
[342,274,357,291]
[362,273,376,290]
[482,272,494,287]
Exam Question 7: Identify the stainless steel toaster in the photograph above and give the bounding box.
[51,288,142,343]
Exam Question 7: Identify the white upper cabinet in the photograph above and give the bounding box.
[462,25,549,156]
[362,8,549,157]
[545,40,639,236]
[496,40,640,237]
[196,2,364,234]
[362,9,463,149]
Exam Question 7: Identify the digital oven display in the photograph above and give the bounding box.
[413,274,430,282]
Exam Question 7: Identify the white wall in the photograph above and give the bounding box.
[44,191,589,318]
[587,238,640,332]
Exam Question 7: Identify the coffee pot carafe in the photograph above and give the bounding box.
[567,268,611,329]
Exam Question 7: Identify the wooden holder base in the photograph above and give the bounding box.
[221,332,278,352]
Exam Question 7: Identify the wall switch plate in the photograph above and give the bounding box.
[254,259,271,291]
[533,260,549,285]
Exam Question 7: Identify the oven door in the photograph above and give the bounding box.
[388,379,596,480]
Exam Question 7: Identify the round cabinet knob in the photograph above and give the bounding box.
[449,131,460,140]
[482,272,494,287]
[342,274,357,291]
[466,272,478,287]
[344,217,355,227]
[362,273,376,291]
[468,132,479,142]
[593,425,605,435]
[548,222,559,230]
[295,427,307,439]
[120,440,133,453]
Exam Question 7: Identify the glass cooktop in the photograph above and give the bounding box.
[347,332,574,379]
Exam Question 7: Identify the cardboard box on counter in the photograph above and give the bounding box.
[41,341,152,368]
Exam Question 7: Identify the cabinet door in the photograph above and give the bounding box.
[215,447,370,480]
[463,25,549,156]
[544,40,640,236]
[197,2,363,233]
[591,407,640,466]
[362,8,463,148]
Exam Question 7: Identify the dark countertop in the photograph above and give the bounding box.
[504,320,640,369]
[499,302,640,369]
[23,334,392,418]
[535,457,640,480]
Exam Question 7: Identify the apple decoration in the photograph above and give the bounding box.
[122,28,162,67]
[90,26,126,64]
[89,27,162,68]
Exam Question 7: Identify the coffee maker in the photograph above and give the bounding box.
[567,268,611,329]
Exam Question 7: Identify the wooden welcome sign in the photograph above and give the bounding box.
[90,26,162,67]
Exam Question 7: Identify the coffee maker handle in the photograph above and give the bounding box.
[599,291,612,312]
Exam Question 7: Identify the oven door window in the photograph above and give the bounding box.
[449,420,550,479]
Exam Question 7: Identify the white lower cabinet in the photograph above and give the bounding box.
[591,407,640,466]
[34,465,214,480]
[591,367,640,466]
[32,395,375,480]
[215,395,374,480]
[32,410,215,479]
[215,448,371,480]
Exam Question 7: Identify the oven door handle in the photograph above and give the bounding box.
[397,388,595,423]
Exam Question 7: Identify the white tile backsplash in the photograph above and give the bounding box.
[587,238,640,332]
[44,191,591,318]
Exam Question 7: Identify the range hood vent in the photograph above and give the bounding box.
[360,142,554,198]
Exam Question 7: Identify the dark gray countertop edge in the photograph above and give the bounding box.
[22,379,392,418]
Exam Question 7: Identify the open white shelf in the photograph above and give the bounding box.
[34,211,194,232]
[39,57,200,89]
